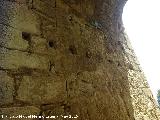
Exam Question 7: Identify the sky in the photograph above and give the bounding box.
[122,0,160,100]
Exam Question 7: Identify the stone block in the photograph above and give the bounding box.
[0,47,49,70]
[0,70,14,105]
[16,75,66,104]
[0,0,40,34]
[31,36,48,54]
[0,24,29,50]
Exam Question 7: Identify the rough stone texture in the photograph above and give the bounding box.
[0,0,160,120]
[0,71,14,105]
[16,73,66,104]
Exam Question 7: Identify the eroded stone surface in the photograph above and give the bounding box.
[0,0,160,120]
[0,24,29,50]
[16,74,66,104]
[0,0,40,34]
[0,47,49,70]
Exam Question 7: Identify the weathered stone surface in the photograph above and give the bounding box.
[0,0,160,120]
[0,24,29,50]
[0,47,49,70]
[0,106,40,120]
[32,0,56,18]
[16,74,66,104]
[0,70,14,105]
[30,35,48,54]
[128,70,160,120]
[64,71,133,120]
[0,0,40,34]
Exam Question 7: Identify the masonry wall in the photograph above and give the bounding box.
[0,0,160,120]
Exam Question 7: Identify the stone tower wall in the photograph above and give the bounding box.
[0,0,159,120]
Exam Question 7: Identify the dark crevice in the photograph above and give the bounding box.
[117,62,122,67]
[0,44,49,56]
[48,40,57,49]
[107,59,113,63]
[49,61,55,72]
[22,32,31,42]
[66,79,68,96]
[48,41,54,48]
[86,51,92,58]
[68,15,73,21]
[69,45,77,55]
[55,0,57,7]
[0,44,28,53]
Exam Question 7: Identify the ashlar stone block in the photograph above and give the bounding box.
[0,0,40,34]
[16,75,66,104]
[0,47,49,70]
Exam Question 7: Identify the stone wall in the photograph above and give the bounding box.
[0,0,159,120]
